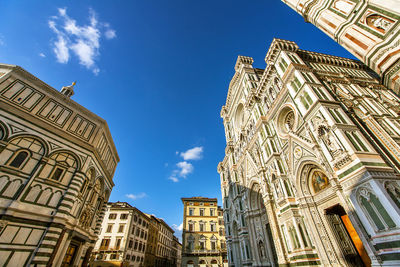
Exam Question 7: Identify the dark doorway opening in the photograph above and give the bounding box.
[325,205,371,267]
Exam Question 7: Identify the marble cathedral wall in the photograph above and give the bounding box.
[281,0,400,95]
[218,39,400,267]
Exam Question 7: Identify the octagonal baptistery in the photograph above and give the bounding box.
[218,39,400,267]
[0,64,119,266]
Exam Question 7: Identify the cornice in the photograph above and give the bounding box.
[4,63,120,163]
[297,50,365,70]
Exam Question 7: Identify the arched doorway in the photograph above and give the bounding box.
[299,164,371,267]
[248,183,278,265]
[211,259,218,267]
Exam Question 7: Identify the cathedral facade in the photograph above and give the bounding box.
[281,0,400,94]
[218,39,400,266]
[0,64,119,266]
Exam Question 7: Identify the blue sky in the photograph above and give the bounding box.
[1,0,355,237]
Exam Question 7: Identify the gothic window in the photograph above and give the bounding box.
[312,86,329,100]
[276,159,285,174]
[291,76,302,92]
[302,72,315,83]
[278,56,289,73]
[9,151,29,168]
[298,222,309,247]
[345,131,369,152]
[329,108,347,124]
[311,170,329,193]
[358,188,396,231]
[300,91,313,110]
[283,179,293,197]
[287,53,301,64]
[289,226,301,249]
[270,140,277,152]
[281,224,290,252]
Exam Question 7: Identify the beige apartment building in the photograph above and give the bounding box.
[91,202,181,267]
[218,38,400,266]
[144,214,159,267]
[0,64,119,266]
[281,0,400,93]
[173,235,182,267]
[155,217,177,267]
[181,197,227,267]
[91,202,150,267]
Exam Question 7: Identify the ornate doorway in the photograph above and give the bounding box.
[325,205,371,267]
[61,241,79,267]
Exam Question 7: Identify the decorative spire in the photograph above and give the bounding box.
[60,81,76,98]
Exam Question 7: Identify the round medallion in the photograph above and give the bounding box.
[294,146,302,159]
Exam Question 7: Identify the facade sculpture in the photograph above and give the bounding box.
[0,64,119,266]
[218,39,400,266]
[281,0,400,93]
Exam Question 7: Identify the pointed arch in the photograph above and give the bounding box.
[294,159,330,197]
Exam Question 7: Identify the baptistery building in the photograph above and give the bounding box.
[218,39,400,266]
[0,64,119,266]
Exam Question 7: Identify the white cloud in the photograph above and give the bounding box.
[168,161,193,182]
[169,176,179,182]
[126,192,147,200]
[180,146,203,161]
[169,146,203,183]
[105,29,116,39]
[39,53,46,58]
[172,223,183,231]
[177,161,193,177]
[48,7,116,74]
[172,223,183,242]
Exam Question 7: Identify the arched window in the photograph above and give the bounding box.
[359,188,396,231]
[49,152,78,182]
[81,169,94,195]
[9,151,29,168]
